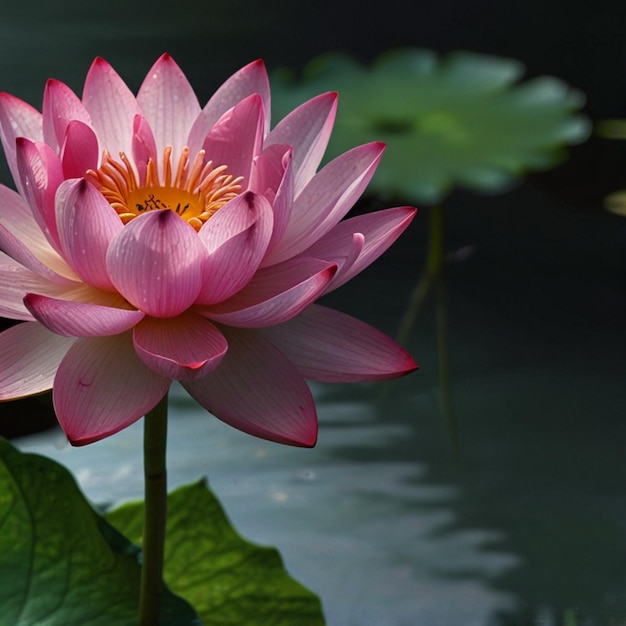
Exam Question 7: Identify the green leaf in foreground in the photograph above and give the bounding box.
[0,438,200,626]
[106,480,326,626]
[272,48,591,204]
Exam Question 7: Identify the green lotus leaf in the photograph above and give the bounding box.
[106,480,325,626]
[272,48,591,204]
[0,438,200,626]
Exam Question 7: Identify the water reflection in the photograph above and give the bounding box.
[12,184,626,625]
[11,190,626,625]
[17,380,518,626]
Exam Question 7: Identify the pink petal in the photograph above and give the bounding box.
[60,120,99,178]
[0,321,73,399]
[16,138,65,251]
[263,304,418,382]
[249,143,289,196]
[0,255,116,321]
[106,210,206,318]
[24,293,144,337]
[197,191,273,304]
[0,255,37,320]
[263,142,385,265]
[0,255,89,320]
[0,181,37,228]
[0,92,43,191]
[183,327,317,446]
[202,94,264,182]
[55,179,123,289]
[131,114,158,184]
[331,232,365,285]
[82,57,140,156]
[265,92,337,195]
[249,144,293,256]
[42,79,93,152]
[187,59,271,152]
[136,54,201,157]
[202,257,336,328]
[302,206,417,292]
[0,183,76,283]
[53,332,170,445]
[133,312,227,380]
[0,223,77,285]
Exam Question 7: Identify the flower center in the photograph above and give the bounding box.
[87,147,243,230]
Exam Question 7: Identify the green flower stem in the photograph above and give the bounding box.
[397,204,444,343]
[432,227,459,454]
[397,206,459,451]
[138,393,169,626]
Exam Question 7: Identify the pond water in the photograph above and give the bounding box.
[16,184,626,625]
[3,0,626,624]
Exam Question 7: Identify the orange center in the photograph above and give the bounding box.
[87,147,242,230]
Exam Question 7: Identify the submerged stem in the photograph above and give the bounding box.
[138,393,169,625]
[397,206,460,453]
[396,204,444,344]
[427,206,460,454]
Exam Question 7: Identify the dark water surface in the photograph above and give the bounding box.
[4,1,626,624]
[17,186,626,625]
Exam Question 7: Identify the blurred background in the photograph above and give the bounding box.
[2,0,626,624]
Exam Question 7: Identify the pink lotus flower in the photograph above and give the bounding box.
[0,54,416,447]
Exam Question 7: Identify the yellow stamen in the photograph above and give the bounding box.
[87,147,243,230]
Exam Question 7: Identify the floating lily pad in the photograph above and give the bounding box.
[0,438,200,626]
[106,480,325,626]
[595,120,626,216]
[272,48,591,204]
[596,119,626,140]
[604,190,626,216]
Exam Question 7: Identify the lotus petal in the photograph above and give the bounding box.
[107,210,206,317]
[203,257,336,327]
[133,312,227,380]
[82,57,140,157]
[188,59,271,151]
[137,53,201,157]
[0,322,73,399]
[197,191,273,304]
[25,294,144,337]
[55,179,123,290]
[265,92,337,195]
[53,332,170,445]
[302,206,417,292]
[183,327,317,446]
[263,304,418,381]
[202,94,264,183]
[43,79,93,152]
[263,142,384,264]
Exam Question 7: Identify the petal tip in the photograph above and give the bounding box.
[244,58,267,74]
[263,423,318,448]
[89,57,109,70]
[67,433,99,447]
[299,430,318,448]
